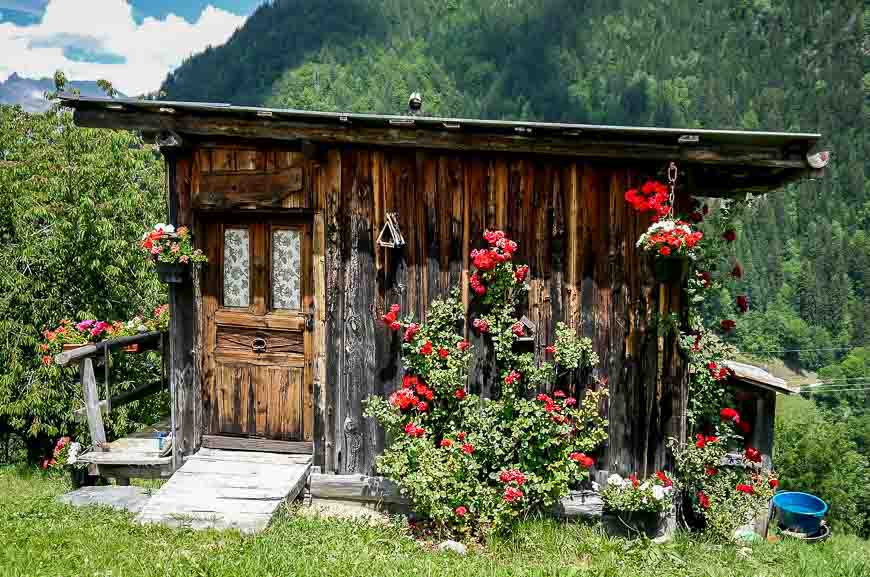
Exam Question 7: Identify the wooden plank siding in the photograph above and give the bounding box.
[175,143,689,477]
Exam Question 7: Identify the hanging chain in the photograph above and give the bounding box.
[667,161,678,218]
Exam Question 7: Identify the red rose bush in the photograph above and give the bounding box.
[365,231,608,537]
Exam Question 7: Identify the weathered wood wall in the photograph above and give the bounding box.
[318,147,689,477]
[169,142,690,478]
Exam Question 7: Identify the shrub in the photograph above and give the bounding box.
[0,105,165,459]
[670,408,776,541]
[365,231,608,537]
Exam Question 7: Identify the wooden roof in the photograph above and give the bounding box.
[723,360,799,395]
[57,93,826,196]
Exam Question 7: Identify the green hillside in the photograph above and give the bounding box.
[162,0,868,377]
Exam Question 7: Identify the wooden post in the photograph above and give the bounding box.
[81,358,107,450]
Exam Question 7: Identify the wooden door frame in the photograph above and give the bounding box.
[196,210,317,452]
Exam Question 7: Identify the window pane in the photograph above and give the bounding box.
[223,228,250,307]
[272,229,301,310]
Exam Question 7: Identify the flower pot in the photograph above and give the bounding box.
[602,510,666,539]
[156,262,188,284]
[652,256,689,284]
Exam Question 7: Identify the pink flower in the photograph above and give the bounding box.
[472,318,489,333]
[170,243,180,253]
[416,401,428,412]
[553,390,566,398]
[514,265,529,283]
[179,255,190,264]
[390,304,400,314]
[458,340,471,352]
[454,506,467,517]
[503,486,524,503]
[461,443,475,455]
[511,322,524,337]
[403,323,420,342]
[404,422,425,438]
[440,439,453,448]
[564,397,577,407]
[504,370,521,385]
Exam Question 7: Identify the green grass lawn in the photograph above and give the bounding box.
[1,466,867,577]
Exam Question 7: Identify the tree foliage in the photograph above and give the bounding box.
[0,105,166,457]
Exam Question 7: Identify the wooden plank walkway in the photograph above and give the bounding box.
[136,448,311,533]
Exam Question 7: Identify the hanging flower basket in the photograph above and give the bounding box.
[156,262,188,284]
[653,255,690,284]
[140,223,207,284]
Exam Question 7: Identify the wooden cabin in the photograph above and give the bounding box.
[59,94,824,483]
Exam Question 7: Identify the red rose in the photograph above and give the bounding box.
[769,478,779,489]
[416,401,428,412]
[438,347,449,359]
[403,323,420,342]
[470,272,487,295]
[736,295,748,313]
[736,483,754,494]
[697,491,710,509]
[659,245,672,256]
[569,452,594,468]
[744,447,762,463]
[457,432,466,441]
[420,341,433,355]
[695,433,706,449]
[472,318,489,333]
[705,467,717,477]
[458,340,471,352]
[511,322,524,337]
[720,407,740,423]
[545,345,556,355]
[454,506,467,517]
[723,229,736,242]
[440,439,453,448]
[514,265,529,283]
[720,319,736,332]
[404,422,425,438]
[455,389,466,400]
[461,443,475,455]
[390,321,402,331]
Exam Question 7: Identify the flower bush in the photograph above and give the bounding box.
[38,436,82,471]
[669,408,777,541]
[139,224,206,265]
[365,231,608,537]
[600,471,675,514]
[39,304,170,365]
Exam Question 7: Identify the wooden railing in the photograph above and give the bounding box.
[54,331,167,453]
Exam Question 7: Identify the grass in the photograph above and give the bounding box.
[1,466,868,577]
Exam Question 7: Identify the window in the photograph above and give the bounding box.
[223,227,250,307]
[271,228,301,310]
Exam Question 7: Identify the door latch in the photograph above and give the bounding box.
[305,302,315,332]
[251,337,267,353]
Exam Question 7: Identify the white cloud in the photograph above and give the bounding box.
[0,0,245,95]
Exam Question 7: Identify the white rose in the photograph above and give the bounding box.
[607,474,624,487]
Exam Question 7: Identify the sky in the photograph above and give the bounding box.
[0,0,264,95]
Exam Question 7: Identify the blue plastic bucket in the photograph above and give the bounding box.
[772,492,828,534]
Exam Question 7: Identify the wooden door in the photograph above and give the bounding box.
[201,216,313,442]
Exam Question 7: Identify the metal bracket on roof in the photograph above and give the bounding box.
[678,134,700,144]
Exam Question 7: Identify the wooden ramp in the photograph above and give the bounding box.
[136,448,311,533]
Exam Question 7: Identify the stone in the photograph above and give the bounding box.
[437,540,467,555]
[58,486,152,513]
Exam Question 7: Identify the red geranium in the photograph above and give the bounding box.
[440,439,453,448]
[470,272,486,295]
[736,483,754,494]
[624,180,670,217]
[736,295,749,313]
[420,341,433,355]
[483,229,505,245]
[723,229,737,242]
[697,491,710,509]
[389,389,419,411]
[738,420,751,435]
[404,422,426,438]
[472,318,489,333]
[769,478,779,489]
[720,407,740,423]
[656,470,673,487]
[457,432,466,441]
[471,249,497,271]
[744,447,762,463]
[511,322,524,337]
[438,347,449,359]
[454,388,466,400]
[629,473,640,488]
[403,323,420,342]
[720,319,736,332]
[545,345,556,355]
[695,433,706,448]
[499,469,527,485]
[454,506,467,517]
[564,397,577,407]
[504,370,521,385]
[416,401,428,412]
[503,486,524,503]
[458,340,471,352]
[515,265,529,283]
[705,467,717,477]
[461,443,475,455]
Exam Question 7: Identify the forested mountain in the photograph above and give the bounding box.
[163,0,868,378]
